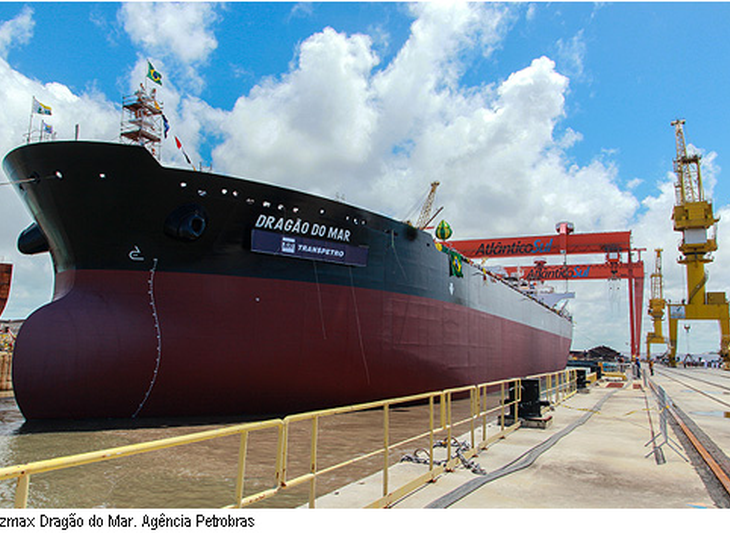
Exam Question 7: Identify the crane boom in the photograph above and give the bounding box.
[671,119,704,204]
[650,248,664,303]
[415,181,440,230]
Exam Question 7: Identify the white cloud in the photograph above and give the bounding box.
[626,177,643,190]
[0,6,34,59]
[213,3,518,214]
[212,26,380,194]
[556,29,587,81]
[119,2,219,92]
[289,3,315,20]
[120,2,218,65]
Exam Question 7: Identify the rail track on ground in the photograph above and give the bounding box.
[655,367,730,409]
[651,367,730,507]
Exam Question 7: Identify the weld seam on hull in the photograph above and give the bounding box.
[133,257,161,418]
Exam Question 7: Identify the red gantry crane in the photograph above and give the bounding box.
[449,222,645,358]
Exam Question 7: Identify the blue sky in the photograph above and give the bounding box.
[2,2,730,356]
[3,2,729,205]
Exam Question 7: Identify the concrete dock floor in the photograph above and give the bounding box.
[313,365,729,509]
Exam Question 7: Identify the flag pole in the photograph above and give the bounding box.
[27,97,35,144]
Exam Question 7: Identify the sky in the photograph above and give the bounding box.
[1,1,730,357]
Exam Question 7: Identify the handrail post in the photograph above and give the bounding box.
[234,431,248,508]
[446,392,452,464]
[470,387,476,449]
[551,373,555,401]
[275,422,288,488]
[429,395,434,472]
[560,371,565,401]
[383,403,390,497]
[568,370,574,394]
[547,374,553,404]
[559,372,563,400]
[309,416,318,508]
[540,376,546,403]
[440,392,446,430]
[15,474,30,508]
[500,383,505,432]
[480,385,487,442]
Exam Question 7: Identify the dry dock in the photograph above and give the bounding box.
[312,364,730,508]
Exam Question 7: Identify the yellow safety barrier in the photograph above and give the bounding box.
[529,368,578,406]
[0,370,577,509]
[603,372,627,381]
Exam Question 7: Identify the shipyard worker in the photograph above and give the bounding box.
[648,360,654,376]
[634,358,641,379]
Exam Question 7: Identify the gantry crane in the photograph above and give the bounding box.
[645,248,667,359]
[666,120,730,368]
[450,226,645,358]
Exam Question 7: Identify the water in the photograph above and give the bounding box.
[1,394,478,509]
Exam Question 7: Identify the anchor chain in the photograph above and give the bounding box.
[400,437,487,476]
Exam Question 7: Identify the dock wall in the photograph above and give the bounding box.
[0,352,11,391]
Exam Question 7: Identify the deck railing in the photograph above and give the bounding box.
[0,369,576,509]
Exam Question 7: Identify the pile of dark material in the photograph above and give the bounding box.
[570,345,624,362]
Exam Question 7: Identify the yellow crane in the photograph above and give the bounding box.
[666,120,730,368]
[646,248,667,359]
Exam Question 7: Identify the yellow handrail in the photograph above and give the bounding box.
[0,370,577,509]
[0,418,284,508]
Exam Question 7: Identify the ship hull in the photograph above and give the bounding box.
[4,141,572,420]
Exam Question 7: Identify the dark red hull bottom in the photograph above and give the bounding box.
[13,270,571,420]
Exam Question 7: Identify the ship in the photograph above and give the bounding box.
[2,87,572,421]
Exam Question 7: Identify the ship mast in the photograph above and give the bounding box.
[120,84,163,159]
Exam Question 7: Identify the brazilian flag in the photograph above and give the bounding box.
[147,61,163,86]
[449,250,464,278]
[439,245,464,278]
